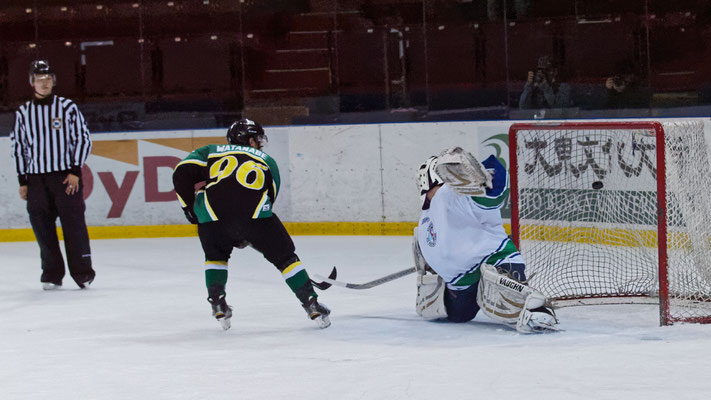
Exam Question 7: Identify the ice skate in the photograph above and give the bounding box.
[79,278,94,290]
[517,306,561,333]
[516,291,560,333]
[42,282,61,291]
[302,297,331,329]
[208,295,233,331]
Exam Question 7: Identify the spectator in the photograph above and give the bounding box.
[605,60,649,109]
[519,55,571,109]
[9,60,95,290]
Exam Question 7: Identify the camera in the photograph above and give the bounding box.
[533,68,546,84]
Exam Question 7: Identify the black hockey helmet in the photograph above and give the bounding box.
[226,118,267,147]
[29,60,56,85]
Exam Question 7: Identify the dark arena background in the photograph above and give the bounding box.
[1,0,710,132]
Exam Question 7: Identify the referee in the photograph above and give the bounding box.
[9,60,95,290]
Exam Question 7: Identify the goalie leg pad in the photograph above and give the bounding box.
[476,264,559,333]
[416,274,448,320]
[412,228,430,276]
[476,263,531,325]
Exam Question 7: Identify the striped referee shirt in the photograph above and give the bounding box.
[9,94,92,185]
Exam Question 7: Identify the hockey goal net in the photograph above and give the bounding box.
[509,121,711,325]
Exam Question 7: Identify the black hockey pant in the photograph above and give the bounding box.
[198,214,296,270]
[26,172,94,286]
[198,215,315,305]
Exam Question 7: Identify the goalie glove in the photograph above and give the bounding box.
[182,207,198,224]
[434,147,493,196]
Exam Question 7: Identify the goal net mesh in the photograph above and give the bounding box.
[511,121,711,324]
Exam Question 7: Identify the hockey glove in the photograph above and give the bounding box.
[435,147,493,196]
[182,207,199,224]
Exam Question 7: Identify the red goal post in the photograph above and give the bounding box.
[508,121,711,326]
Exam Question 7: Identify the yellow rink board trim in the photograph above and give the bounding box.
[3,223,688,247]
[0,225,199,242]
[520,224,693,249]
[0,222,448,242]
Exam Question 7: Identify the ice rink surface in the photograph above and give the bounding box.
[2,236,710,400]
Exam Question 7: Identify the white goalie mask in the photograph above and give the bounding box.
[417,156,444,210]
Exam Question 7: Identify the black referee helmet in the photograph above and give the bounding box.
[29,60,56,86]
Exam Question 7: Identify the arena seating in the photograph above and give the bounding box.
[0,0,710,121]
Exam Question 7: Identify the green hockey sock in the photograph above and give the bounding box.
[281,260,317,302]
[205,262,228,298]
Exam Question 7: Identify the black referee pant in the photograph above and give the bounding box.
[26,172,95,287]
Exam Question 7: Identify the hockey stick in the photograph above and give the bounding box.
[311,267,337,290]
[312,267,417,290]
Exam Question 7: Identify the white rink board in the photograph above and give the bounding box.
[287,123,383,222]
[380,121,508,221]
[1,118,710,228]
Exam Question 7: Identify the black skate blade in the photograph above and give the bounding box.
[311,267,337,290]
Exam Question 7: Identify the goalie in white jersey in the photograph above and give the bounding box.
[414,147,559,333]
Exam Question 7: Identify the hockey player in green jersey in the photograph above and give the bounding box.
[172,118,331,330]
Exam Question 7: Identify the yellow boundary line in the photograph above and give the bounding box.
[2,223,681,247]
[520,225,658,247]
[519,225,698,249]
[0,222,427,242]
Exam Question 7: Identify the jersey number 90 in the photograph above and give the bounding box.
[210,156,268,190]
